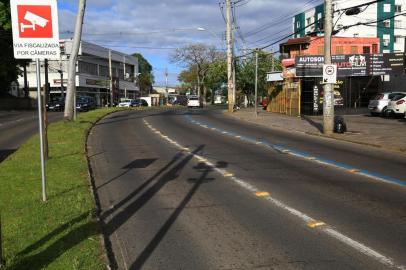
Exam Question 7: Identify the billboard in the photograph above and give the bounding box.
[296,53,404,77]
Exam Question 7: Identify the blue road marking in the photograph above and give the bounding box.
[185,115,406,186]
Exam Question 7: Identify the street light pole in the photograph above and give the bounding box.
[254,49,258,117]
[323,0,334,134]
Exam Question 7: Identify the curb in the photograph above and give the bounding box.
[224,111,406,155]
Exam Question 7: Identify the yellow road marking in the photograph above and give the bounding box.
[307,157,316,160]
[255,191,270,197]
[348,169,360,173]
[307,220,326,228]
[223,173,234,177]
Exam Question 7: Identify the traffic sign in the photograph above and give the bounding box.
[10,0,60,59]
[322,64,337,84]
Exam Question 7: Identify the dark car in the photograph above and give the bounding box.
[76,96,96,112]
[46,97,65,111]
[130,99,148,107]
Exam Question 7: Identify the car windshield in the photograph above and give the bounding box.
[189,98,198,101]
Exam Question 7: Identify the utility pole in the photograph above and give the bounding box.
[231,20,236,107]
[254,49,258,117]
[64,0,86,121]
[323,0,334,134]
[226,0,234,112]
[109,49,113,106]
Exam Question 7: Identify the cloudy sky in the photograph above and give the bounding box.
[57,0,322,86]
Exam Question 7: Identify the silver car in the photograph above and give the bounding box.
[368,92,406,116]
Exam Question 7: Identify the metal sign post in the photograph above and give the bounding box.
[36,59,47,202]
[10,0,60,202]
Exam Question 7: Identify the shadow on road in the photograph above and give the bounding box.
[301,115,323,133]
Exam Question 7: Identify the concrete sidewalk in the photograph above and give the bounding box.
[225,108,406,154]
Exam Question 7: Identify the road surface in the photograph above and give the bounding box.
[88,108,406,270]
[0,110,62,162]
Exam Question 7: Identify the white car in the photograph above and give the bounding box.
[187,96,202,108]
[118,99,133,107]
[387,94,406,117]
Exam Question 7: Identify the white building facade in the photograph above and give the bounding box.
[18,40,139,106]
[293,0,406,53]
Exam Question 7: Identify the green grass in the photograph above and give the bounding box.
[0,107,150,270]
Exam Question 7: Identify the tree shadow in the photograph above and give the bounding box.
[301,115,323,133]
[129,161,217,270]
[96,158,158,191]
[0,149,16,163]
[7,146,203,270]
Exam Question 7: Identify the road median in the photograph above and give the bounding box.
[0,106,173,270]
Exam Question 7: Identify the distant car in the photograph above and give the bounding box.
[118,99,133,107]
[46,97,65,111]
[187,96,202,108]
[76,96,96,112]
[130,99,148,107]
[386,93,406,117]
[368,92,406,116]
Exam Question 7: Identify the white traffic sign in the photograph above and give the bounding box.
[10,0,60,59]
[322,64,337,84]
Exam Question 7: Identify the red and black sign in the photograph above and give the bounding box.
[17,5,53,38]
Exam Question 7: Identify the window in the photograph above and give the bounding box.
[317,46,324,54]
[350,46,358,53]
[297,21,300,28]
[318,12,322,19]
[335,46,343,54]
[372,44,378,53]
[395,20,401,28]
[383,20,390,28]
[394,36,403,43]
[363,46,370,54]
[384,4,391,12]
[99,65,109,77]
[383,39,390,47]
[395,4,402,12]
[306,17,311,26]
[78,61,98,75]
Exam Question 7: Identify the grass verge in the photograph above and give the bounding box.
[0,107,144,270]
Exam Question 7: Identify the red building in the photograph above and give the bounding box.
[280,36,380,66]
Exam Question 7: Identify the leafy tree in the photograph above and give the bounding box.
[204,59,227,103]
[0,1,25,96]
[177,65,198,94]
[236,50,281,105]
[132,53,154,96]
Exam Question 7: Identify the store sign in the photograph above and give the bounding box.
[10,0,60,59]
[296,53,404,77]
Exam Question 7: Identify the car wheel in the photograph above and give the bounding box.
[381,107,388,117]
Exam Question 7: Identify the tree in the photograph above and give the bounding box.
[236,50,281,105]
[204,60,227,103]
[170,43,223,102]
[132,53,154,96]
[177,65,198,94]
[0,1,24,96]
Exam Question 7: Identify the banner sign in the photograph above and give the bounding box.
[295,53,404,77]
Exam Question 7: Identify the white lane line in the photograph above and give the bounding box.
[144,120,406,270]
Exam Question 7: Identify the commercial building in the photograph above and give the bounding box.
[18,39,139,106]
[293,0,406,53]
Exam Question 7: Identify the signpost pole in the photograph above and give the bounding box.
[323,0,334,135]
[36,59,47,202]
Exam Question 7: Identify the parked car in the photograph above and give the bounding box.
[118,99,133,107]
[386,93,406,117]
[187,96,202,108]
[368,92,406,116]
[76,96,96,112]
[46,97,65,111]
[130,99,148,107]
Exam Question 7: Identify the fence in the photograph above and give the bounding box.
[267,79,301,117]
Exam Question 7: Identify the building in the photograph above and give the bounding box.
[293,0,406,53]
[18,39,139,106]
[280,36,380,59]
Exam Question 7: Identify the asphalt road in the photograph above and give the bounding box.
[88,107,406,270]
[0,110,63,162]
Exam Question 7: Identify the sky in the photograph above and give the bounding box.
[57,0,321,86]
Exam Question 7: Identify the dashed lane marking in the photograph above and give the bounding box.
[144,119,406,270]
[255,191,270,197]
